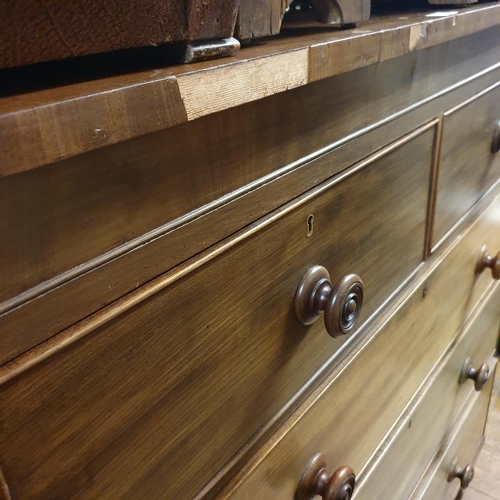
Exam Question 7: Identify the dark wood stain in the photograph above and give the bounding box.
[2,30,500,365]
[0,0,240,69]
[0,128,433,500]
[433,83,500,248]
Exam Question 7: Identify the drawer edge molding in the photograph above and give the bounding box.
[409,360,496,500]
[4,63,500,365]
[3,61,500,320]
[352,282,499,493]
[206,187,500,500]
[0,121,437,383]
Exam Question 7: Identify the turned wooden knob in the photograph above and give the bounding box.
[475,246,500,280]
[295,266,364,338]
[492,122,500,154]
[296,453,356,500]
[448,459,474,489]
[459,357,490,391]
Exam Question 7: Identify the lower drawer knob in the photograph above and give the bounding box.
[295,266,364,338]
[448,459,474,489]
[475,246,500,280]
[459,357,490,391]
[296,453,356,500]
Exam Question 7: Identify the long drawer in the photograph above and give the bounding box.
[0,126,433,500]
[351,283,500,500]
[410,364,496,500]
[433,81,500,248]
[4,45,500,368]
[216,189,500,500]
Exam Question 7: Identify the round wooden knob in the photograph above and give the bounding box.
[295,266,364,338]
[448,459,474,489]
[475,246,500,280]
[296,453,356,500]
[459,357,490,391]
[492,121,500,154]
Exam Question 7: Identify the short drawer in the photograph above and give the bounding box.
[217,189,500,500]
[351,283,500,500]
[433,82,500,247]
[411,364,496,500]
[0,126,434,500]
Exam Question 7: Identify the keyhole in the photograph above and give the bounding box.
[307,214,314,237]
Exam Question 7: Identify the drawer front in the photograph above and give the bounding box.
[351,283,500,500]
[413,364,495,500]
[433,82,500,247]
[0,128,433,500]
[217,190,500,500]
[4,57,500,369]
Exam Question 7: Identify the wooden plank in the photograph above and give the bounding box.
[177,48,309,120]
[1,4,500,176]
[0,74,188,176]
[0,0,240,69]
[2,37,498,362]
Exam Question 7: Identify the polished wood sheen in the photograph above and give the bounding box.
[2,9,500,177]
[296,454,355,500]
[411,373,495,500]
[460,358,491,392]
[433,82,500,247]
[448,459,475,489]
[351,284,500,500]
[3,30,500,366]
[476,246,500,280]
[2,10,500,500]
[216,190,500,500]
[0,127,433,500]
[295,268,364,338]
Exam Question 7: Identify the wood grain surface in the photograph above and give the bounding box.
[0,0,240,68]
[0,127,433,500]
[433,82,500,248]
[215,189,500,500]
[236,0,293,39]
[2,5,500,176]
[410,368,495,500]
[2,32,500,365]
[353,284,500,500]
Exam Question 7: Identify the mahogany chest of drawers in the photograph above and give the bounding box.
[1,4,500,500]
